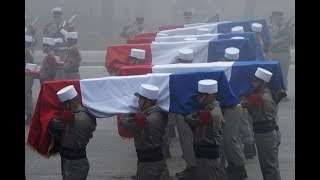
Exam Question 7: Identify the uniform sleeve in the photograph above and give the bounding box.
[184,113,200,128]
[263,96,278,122]
[63,50,81,72]
[48,118,65,139]
[211,108,224,132]
[119,114,139,133]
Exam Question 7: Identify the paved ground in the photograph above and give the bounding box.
[25,52,295,179]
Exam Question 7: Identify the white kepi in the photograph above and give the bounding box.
[130,49,146,59]
[134,84,159,100]
[254,67,273,82]
[178,48,193,61]
[57,85,78,102]
[251,23,263,32]
[225,47,240,60]
[198,79,218,94]
[231,26,244,33]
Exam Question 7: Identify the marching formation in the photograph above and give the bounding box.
[26,6,294,180]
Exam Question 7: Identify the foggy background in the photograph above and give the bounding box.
[25,0,295,50]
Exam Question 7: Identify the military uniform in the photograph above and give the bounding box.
[48,107,97,180]
[219,105,248,180]
[57,46,81,80]
[120,106,170,180]
[184,101,224,180]
[39,53,58,84]
[246,87,281,180]
[239,107,256,158]
[268,24,294,89]
[175,113,196,168]
[43,21,74,58]
[120,24,144,40]
[25,48,35,123]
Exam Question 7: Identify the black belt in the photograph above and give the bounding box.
[136,146,164,163]
[193,144,219,159]
[253,121,275,133]
[60,147,86,160]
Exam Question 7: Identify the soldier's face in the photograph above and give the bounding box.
[251,77,263,91]
[196,93,207,104]
[53,14,62,24]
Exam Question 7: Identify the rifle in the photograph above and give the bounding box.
[55,14,77,38]
[26,17,39,36]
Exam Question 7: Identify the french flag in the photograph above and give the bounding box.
[119,61,285,97]
[155,19,271,47]
[105,38,263,75]
[27,70,239,157]
[27,61,285,156]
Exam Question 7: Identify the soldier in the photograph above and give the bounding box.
[60,32,81,80]
[227,47,257,160]
[120,17,145,40]
[129,49,146,66]
[43,7,75,58]
[25,17,38,52]
[218,47,248,180]
[173,49,197,179]
[120,84,170,180]
[183,79,224,180]
[48,85,97,180]
[251,23,269,55]
[184,11,192,24]
[110,48,146,76]
[268,11,294,95]
[241,67,281,180]
[39,37,58,84]
[25,35,36,124]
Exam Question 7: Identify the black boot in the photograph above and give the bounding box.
[176,166,196,179]
[244,143,256,159]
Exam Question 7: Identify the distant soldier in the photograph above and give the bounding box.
[25,17,39,52]
[110,48,146,76]
[251,23,269,55]
[39,37,58,84]
[184,11,193,24]
[120,17,145,40]
[56,32,81,80]
[268,11,294,95]
[43,7,75,58]
[25,35,36,124]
